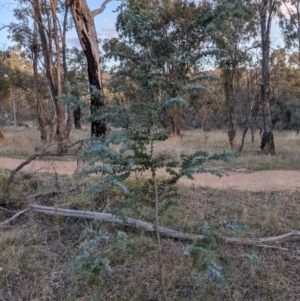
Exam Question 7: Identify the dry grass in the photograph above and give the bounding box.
[154,129,300,171]
[1,125,300,171]
[0,126,43,157]
[0,126,300,300]
[0,124,90,158]
[0,172,300,301]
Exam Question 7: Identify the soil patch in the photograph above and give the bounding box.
[0,157,299,192]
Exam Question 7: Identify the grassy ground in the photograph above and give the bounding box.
[0,124,90,158]
[0,173,300,300]
[0,126,300,300]
[154,129,300,171]
[1,125,300,170]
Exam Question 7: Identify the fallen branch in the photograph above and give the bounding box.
[0,206,17,214]
[2,204,299,248]
[4,139,90,185]
[5,152,62,185]
[256,244,288,251]
[29,205,300,246]
[0,208,30,227]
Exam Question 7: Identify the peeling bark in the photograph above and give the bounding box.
[69,0,110,137]
[34,0,70,154]
[50,0,68,154]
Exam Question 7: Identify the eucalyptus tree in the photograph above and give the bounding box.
[68,0,115,137]
[6,49,32,126]
[32,20,52,142]
[0,46,33,125]
[0,51,10,102]
[278,0,300,132]
[9,0,72,153]
[33,0,72,153]
[204,0,258,149]
[279,0,300,67]
[9,7,51,142]
[104,0,210,137]
[258,0,279,155]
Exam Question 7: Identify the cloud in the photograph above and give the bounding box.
[66,23,117,49]
[97,23,117,41]
[66,36,82,48]
[280,2,294,16]
[66,24,117,50]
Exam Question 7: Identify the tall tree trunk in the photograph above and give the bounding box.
[228,106,236,149]
[12,98,17,127]
[170,106,181,137]
[32,22,48,143]
[61,1,73,137]
[223,67,236,149]
[50,0,68,154]
[170,115,181,137]
[239,122,248,152]
[69,0,112,137]
[259,0,275,155]
[74,107,82,129]
[34,0,70,154]
[239,74,256,152]
[48,118,55,143]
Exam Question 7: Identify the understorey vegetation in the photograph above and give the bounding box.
[1,171,300,300]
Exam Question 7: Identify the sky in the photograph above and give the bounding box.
[0,0,120,49]
[0,0,286,57]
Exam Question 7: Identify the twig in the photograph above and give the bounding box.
[0,208,30,227]
[0,206,17,214]
[256,244,289,251]
[29,205,300,246]
[92,0,115,17]
[5,152,62,185]
[0,25,9,31]
[5,139,91,185]
[226,231,300,245]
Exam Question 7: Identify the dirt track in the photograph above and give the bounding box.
[0,157,300,192]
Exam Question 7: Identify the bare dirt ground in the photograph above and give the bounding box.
[0,157,300,192]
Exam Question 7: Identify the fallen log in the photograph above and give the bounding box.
[5,152,62,185]
[4,139,86,185]
[1,205,299,249]
[29,205,300,246]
